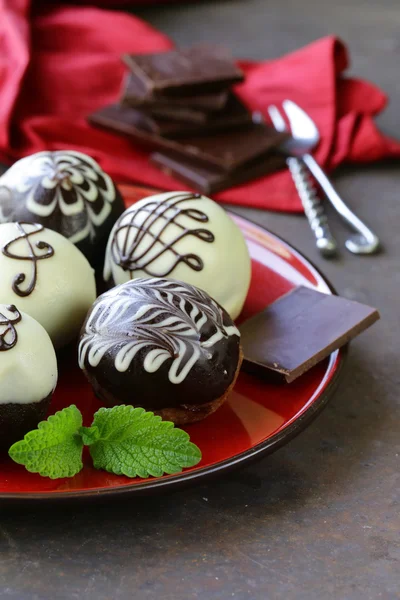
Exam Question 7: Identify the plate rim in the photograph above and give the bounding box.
[0,215,346,501]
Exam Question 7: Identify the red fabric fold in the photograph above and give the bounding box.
[1,1,399,212]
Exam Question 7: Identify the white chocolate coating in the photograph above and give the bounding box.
[0,305,57,404]
[0,223,97,348]
[0,151,119,245]
[104,192,251,320]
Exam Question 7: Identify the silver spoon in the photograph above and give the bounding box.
[281,100,380,255]
[268,105,338,257]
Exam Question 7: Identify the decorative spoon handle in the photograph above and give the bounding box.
[287,156,338,257]
[302,153,380,255]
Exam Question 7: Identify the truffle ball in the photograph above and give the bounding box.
[0,151,125,268]
[103,191,251,319]
[0,222,96,348]
[79,278,242,424]
[0,304,57,447]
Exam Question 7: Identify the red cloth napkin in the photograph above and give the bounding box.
[1,1,399,212]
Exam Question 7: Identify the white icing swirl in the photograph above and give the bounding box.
[78,278,240,385]
[0,151,117,244]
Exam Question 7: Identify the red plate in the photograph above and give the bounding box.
[0,189,345,501]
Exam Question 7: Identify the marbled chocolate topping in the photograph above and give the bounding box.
[0,151,117,242]
[1,223,54,297]
[79,278,241,410]
[0,151,125,268]
[0,305,22,352]
[106,192,214,279]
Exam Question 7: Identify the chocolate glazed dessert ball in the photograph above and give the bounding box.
[0,222,96,348]
[103,191,251,320]
[0,151,125,269]
[0,304,57,448]
[79,278,243,425]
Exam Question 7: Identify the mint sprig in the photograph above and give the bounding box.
[81,406,202,478]
[8,404,202,480]
[9,405,83,479]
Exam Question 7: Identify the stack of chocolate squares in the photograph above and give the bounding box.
[88,45,288,194]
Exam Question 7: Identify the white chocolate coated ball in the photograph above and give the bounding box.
[0,222,96,348]
[0,151,125,268]
[0,304,57,404]
[104,192,251,319]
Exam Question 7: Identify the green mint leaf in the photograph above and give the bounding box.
[79,425,100,446]
[88,405,202,478]
[9,405,84,479]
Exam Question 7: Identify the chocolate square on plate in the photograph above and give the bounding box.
[240,286,380,383]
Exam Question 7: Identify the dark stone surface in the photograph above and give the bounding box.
[1,1,399,598]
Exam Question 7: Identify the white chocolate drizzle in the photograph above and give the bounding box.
[78,278,239,384]
[0,151,117,244]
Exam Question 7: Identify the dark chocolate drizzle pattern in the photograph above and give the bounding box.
[2,223,54,297]
[0,151,118,244]
[108,193,214,278]
[79,278,239,384]
[0,305,22,351]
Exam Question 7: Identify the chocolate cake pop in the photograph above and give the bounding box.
[103,191,251,320]
[0,151,125,268]
[78,278,242,424]
[0,222,96,348]
[0,304,57,448]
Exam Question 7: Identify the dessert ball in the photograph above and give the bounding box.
[0,222,96,348]
[103,191,251,320]
[0,151,125,268]
[79,278,242,425]
[0,304,57,448]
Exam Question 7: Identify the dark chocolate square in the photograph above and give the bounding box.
[150,152,286,194]
[107,95,251,138]
[240,286,380,383]
[122,45,244,96]
[121,74,228,121]
[88,105,288,171]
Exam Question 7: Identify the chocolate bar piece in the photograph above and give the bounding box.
[240,286,380,383]
[88,104,288,171]
[122,74,228,121]
[151,152,286,194]
[122,45,244,96]
[95,97,251,139]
